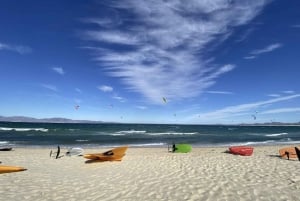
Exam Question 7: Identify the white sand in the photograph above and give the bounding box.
[1,145,300,201]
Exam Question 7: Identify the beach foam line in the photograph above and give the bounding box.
[265,132,288,137]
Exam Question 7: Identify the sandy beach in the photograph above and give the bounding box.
[1,145,300,201]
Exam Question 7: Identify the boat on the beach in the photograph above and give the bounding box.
[229,146,254,156]
[0,147,13,151]
[279,146,300,159]
[84,146,128,161]
[0,165,27,174]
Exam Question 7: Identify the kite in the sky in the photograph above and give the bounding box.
[251,111,258,120]
[162,97,167,103]
[74,105,80,110]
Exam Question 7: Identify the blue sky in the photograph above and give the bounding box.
[1,0,300,124]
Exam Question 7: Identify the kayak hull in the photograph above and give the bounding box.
[229,146,254,156]
[0,147,13,151]
[279,146,300,159]
[84,146,128,161]
[0,165,27,174]
[83,154,124,161]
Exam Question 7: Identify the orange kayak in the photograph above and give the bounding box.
[84,146,128,161]
[279,146,300,159]
[0,165,27,174]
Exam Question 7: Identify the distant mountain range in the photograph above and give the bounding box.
[0,116,104,124]
[0,115,300,125]
[239,122,300,126]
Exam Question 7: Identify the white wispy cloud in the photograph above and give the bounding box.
[136,106,147,110]
[194,94,300,120]
[75,88,82,93]
[84,30,141,45]
[250,43,282,55]
[267,91,295,97]
[244,56,256,60]
[235,28,255,43]
[262,108,300,114]
[41,84,58,92]
[52,67,65,75]
[82,0,271,103]
[244,43,282,60]
[268,94,281,97]
[112,94,126,102]
[0,42,32,54]
[282,90,295,94]
[98,85,113,92]
[81,18,121,28]
[291,24,300,28]
[206,91,234,95]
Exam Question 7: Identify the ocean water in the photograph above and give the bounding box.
[0,122,300,148]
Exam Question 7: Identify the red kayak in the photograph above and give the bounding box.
[229,146,254,156]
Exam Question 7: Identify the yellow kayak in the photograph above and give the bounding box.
[0,165,27,174]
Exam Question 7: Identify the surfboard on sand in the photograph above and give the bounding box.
[0,165,27,174]
[279,146,300,159]
[66,147,84,156]
[84,146,128,161]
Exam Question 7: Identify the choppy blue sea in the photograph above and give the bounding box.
[1,122,300,148]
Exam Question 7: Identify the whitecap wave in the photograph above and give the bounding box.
[0,127,48,132]
[116,130,146,134]
[76,139,89,142]
[265,133,288,137]
[111,133,126,136]
[148,132,198,136]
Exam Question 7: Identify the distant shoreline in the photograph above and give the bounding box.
[1,115,300,126]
